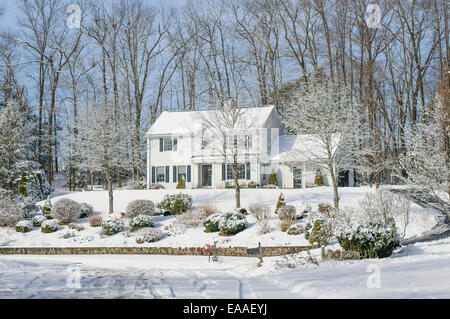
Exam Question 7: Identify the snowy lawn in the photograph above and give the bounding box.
[0,186,439,248]
[0,237,449,298]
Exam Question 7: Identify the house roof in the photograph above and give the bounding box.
[269,134,340,163]
[146,105,277,136]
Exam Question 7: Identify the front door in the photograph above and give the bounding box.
[293,166,302,189]
[201,165,212,187]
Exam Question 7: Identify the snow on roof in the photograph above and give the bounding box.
[270,134,340,162]
[147,105,276,136]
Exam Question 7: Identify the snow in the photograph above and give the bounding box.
[0,186,439,248]
[0,237,449,298]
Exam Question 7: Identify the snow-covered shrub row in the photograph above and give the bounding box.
[101,215,124,235]
[79,203,94,218]
[0,197,24,226]
[135,228,164,243]
[125,200,155,219]
[158,193,193,215]
[175,209,206,228]
[15,220,32,233]
[203,211,249,235]
[248,202,270,221]
[129,214,153,230]
[32,215,47,227]
[41,220,58,233]
[51,198,81,224]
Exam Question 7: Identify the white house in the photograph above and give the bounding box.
[146,105,354,189]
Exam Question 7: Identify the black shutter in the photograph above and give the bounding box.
[187,165,191,182]
[159,138,163,152]
[246,163,251,180]
[151,167,155,184]
[165,166,169,183]
[173,166,177,183]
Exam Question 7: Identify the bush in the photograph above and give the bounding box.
[42,196,52,219]
[314,169,324,186]
[0,197,24,226]
[130,215,153,230]
[248,202,270,221]
[256,219,272,235]
[101,215,124,235]
[175,209,206,228]
[51,198,81,224]
[17,171,52,201]
[278,205,296,221]
[176,176,186,189]
[279,219,294,232]
[15,220,32,233]
[136,228,164,243]
[304,211,334,246]
[287,223,305,235]
[59,230,77,239]
[336,223,400,259]
[125,200,155,219]
[68,223,83,231]
[90,216,102,227]
[218,212,247,236]
[248,181,259,189]
[318,203,333,214]
[79,203,94,218]
[32,215,47,227]
[203,213,223,232]
[274,193,285,214]
[148,183,165,189]
[196,202,220,217]
[294,202,312,219]
[41,220,58,233]
[158,193,192,215]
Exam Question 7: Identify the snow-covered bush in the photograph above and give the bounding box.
[175,209,206,228]
[17,171,52,201]
[101,215,124,235]
[148,183,165,189]
[166,222,186,236]
[42,196,52,219]
[218,212,247,236]
[135,228,164,243]
[287,223,305,235]
[41,220,58,233]
[158,193,193,215]
[203,213,223,232]
[256,219,272,235]
[278,205,297,221]
[129,214,153,230]
[68,223,83,231]
[79,203,94,218]
[32,215,47,227]
[335,222,400,259]
[51,198,81,224]
[304,211,334,246]
[294,202,312,219]
[0,197,24,226]
[59,230,77,239]
[15,220,32,233]
[248,202,270,221]
[125,200,155,219]
[90,216,102,227]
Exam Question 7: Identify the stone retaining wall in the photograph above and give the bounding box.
[0,245,315,257]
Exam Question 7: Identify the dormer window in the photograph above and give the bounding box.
[159,137,178,152]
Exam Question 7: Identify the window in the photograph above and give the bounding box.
[245,135,252,148]
[178,165,186,181]
[156,166,165,182]
[160,137,177,152]
[226,163,248,180]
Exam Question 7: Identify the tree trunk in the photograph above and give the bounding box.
[327,143,339,209]
[233,159,241,209]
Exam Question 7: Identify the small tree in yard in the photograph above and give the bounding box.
[198,98,257,209]
[176,175,185,189]
[267,170,278,186]
[282,72,361,209]
[274,193,285,214]
[396,92,450,218]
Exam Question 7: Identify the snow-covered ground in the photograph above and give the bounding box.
[0,186,439,247]
[1,236,449,298]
